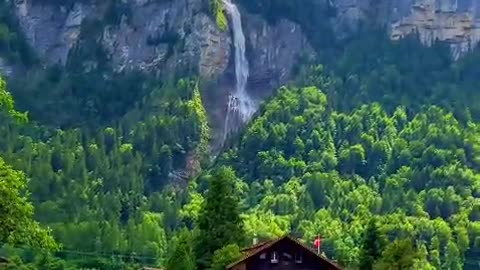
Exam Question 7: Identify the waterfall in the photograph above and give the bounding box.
[222,0,256,141]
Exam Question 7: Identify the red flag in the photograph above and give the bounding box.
[314,235,321,254]
[314,236,321,248]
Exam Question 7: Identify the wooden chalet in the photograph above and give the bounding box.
[226,235,342,270]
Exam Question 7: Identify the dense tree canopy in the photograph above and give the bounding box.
[0,158,56,250]
[2,1,480,269]
[166,229,196,270]
[0,78,209,269]
[216,85,480,268]
[195,166,245,269]
[359,217,382,270]
[0,78,55,250]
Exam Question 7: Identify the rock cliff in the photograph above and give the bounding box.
[6,0,480,176]
[7,0,480,143]
[390,0,480,59]
[11,0,311,84]
[9,0,313,150]
[10,0,313,146]
[332,0,480,58]
[12,0,480,79]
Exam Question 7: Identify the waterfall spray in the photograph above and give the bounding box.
[222,0,256,142]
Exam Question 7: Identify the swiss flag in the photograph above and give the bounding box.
[314,236,321,249]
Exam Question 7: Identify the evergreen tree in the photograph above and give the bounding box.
[195,166,245,269]
[4,4,480,267]
[0,77,27,122]
[209,244,242,270]
[443,241,462,270]
[0,77,55,250]
[359,217,382,270]
[166,229,196,270]
[374,238,419,270]
[0,158,56,249]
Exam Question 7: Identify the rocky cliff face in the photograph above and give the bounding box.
[332,0,480,58]
[11,0,311,83]
[8,0,480,143]
[12,0,480,79]
[390,0,480,59]
[245,13,313,98]
[13,0,228,77]
[13,0,93,66]
[10,0,313,147]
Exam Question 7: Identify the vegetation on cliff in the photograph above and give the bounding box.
[210,0,228,31]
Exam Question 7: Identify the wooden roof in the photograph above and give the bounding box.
[226,235,343,269]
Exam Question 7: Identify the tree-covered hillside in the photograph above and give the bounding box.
[1,0,480,269]
[0,78,210,269]
[216,85,480,268]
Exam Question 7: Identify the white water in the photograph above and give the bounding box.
[223,0,256,141]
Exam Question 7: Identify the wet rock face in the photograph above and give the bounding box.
[331,0,480,58]
[244,13,314,98]
[189,13,232,80]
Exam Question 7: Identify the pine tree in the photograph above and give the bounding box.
[195,166,245,269]
[444,241,462,270]
[0,77,55,250]
[0,77,27,122]
[210,244,242,270]
[359,217,382,270]
[0,158,57,249]
[374,238,419,270]
[166,229,196,270]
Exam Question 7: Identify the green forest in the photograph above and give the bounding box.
[1,0,480,269]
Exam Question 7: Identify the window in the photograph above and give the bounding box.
[282,252,292,260]
[260,253,266,259]
[271,251,279,263]
[295,252,303,263]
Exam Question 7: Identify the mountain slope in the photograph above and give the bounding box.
[215,85,480,268]
[1,0,480,269]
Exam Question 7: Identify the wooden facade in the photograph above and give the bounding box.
[226,235,342,270]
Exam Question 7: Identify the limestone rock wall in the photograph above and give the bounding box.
[10,0,480,80]
[245,13,313,98]
[13,0,90,65]
[9,0,312,148]
[11,0,311,85]
[390,0,480,59]
[331,0,480,57]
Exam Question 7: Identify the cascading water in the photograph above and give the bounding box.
[222,0,256,141]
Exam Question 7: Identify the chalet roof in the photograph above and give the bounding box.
[240,238,276,255]
[226,235,343,269]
